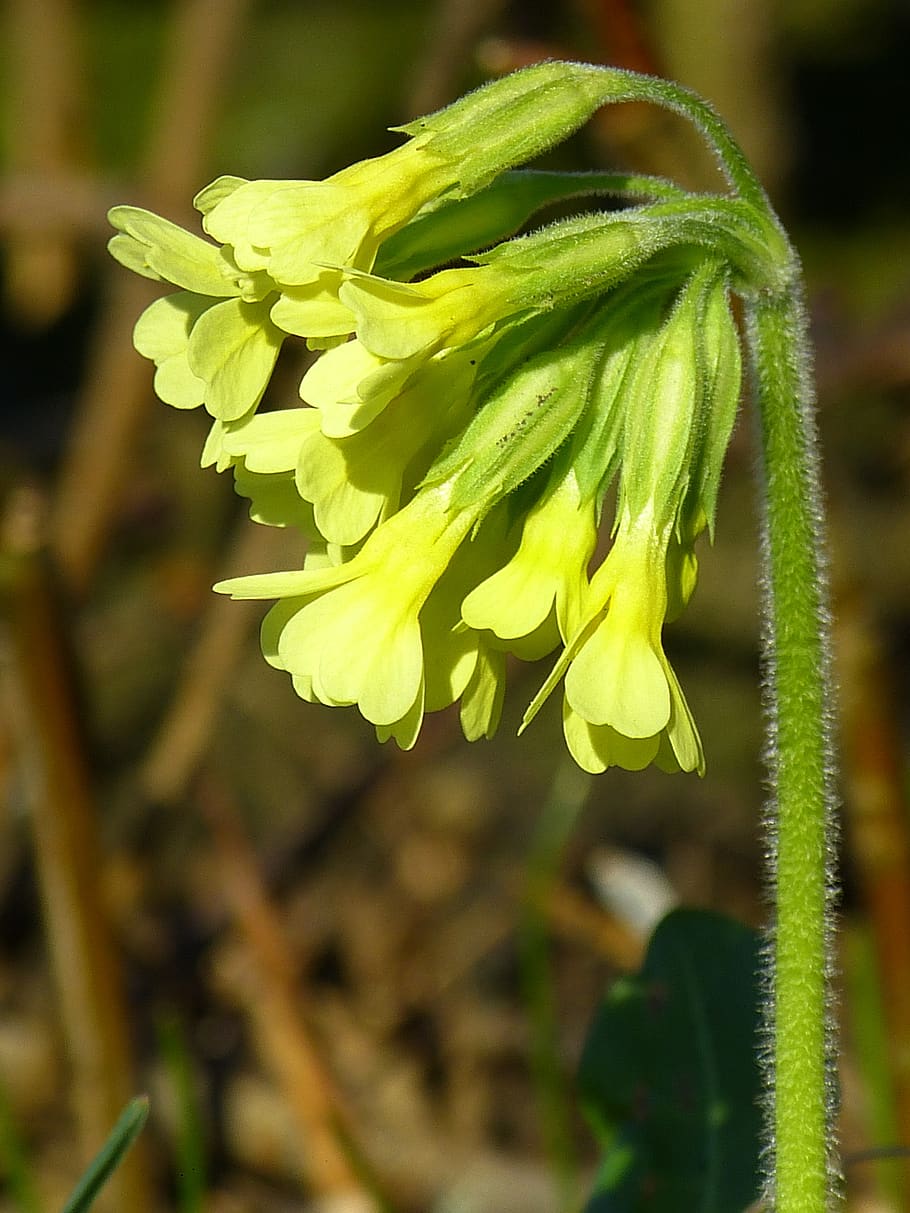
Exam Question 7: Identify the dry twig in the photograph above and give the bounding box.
[51,0,254,592]
[196,773,377,1207]
[4,0,88,327]
[0,489,153,1212]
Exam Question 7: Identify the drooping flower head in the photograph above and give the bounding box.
[110,63,752,774]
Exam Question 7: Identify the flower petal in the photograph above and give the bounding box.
[565,619,670,738]
[563,702,661,773]
[133,292,211,410]
[187,297,284,421]
[108,206,240,296]
[222,408,320,474]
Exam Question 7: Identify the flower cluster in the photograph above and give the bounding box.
[110,63,748,774]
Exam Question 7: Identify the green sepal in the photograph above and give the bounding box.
[374,170,690,282]
[565,279,676,504]
[394,61,614,196]
[684,273,742,540]
[477,194,780,298]
[471,201,751,318]
[470,302,601,400]
[616,266,712,525]
[425,314,609,517]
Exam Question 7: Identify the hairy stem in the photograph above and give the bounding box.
[747,283,839,1212]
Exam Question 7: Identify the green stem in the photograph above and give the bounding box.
[746,283,839,1212]
[591,69,767,210]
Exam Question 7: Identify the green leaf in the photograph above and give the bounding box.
[0,1073,43,1213]
[60,1097,149,1213]
[688,273,742,540]
[579,908,761,1213]
[157,1017,207,1213]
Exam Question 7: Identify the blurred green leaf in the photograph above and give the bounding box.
[60,1097,149,1213]
[0,1074,43,1213]
[579,907,761,1212]
[158,1016,207,1213]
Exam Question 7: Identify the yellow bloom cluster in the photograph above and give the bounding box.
[110,64,745,774]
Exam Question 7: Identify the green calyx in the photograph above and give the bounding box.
[423,303,612,518]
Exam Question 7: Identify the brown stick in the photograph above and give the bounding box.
[196,773,374,1203]
[4,0,87,327]
[0,489,153,1212]
[836,577,910,1200]
[141,519,295,806]
[51,0,254,593]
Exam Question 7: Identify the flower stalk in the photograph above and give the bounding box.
[747,284,839,1212]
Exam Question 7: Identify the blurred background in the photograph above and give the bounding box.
[0,0,909,1210]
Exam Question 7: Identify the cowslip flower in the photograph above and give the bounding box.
[339,206,692,368]
[461,462,597,661]
[559,502,706,775]
[109,60,755,777]
[113,209,285,424]
[109,61,641,426]
[522,262,741,772]
[216,479,479,741]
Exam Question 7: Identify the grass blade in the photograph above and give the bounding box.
[60,1097,150,1213]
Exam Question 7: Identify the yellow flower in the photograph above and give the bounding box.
[564,510,673,739]
[461,467,596,657]
[216,483,476,731]
[295,355,476,546]
[199,139,449,285]
[197,143,452,341]
[524,503,704,774]
[110,208,285,423]
[106,62,761,778]
[338,265,517,361]
[128,282,283,424]
[563,663,703,774]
